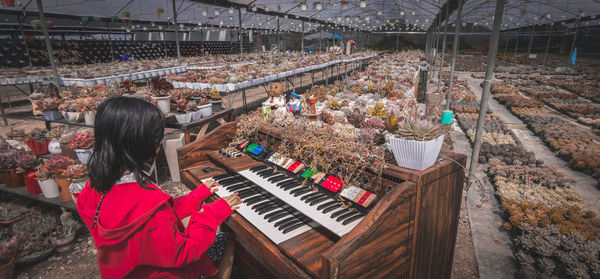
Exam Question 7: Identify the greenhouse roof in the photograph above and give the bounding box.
[1,0,598,33]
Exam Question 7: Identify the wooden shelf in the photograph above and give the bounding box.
[0,184,76,210]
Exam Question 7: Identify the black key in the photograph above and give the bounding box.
[267,174,286,182]
[317,201,338,210]
[278,219,303,231]
[304,193,326,202]
[309,196,329,206]
[282,183,302,191]
[293,188,312,197]
[238,190,260,199]
[227,184,251,192]
[322,204,341,214]
[212,173,237,180]
[244,196,266,206]
[299,192,315,201]
[277,179,296,187]
[270,176,288,183]
[282,222,306,234]
[274,217,297,228]
[252,201,275,211]
[257,205,280,215]
[331,209,348,218]
[256,169,272,176]
[260,172,280,178]
[342,214,364,225]
[250,165,268,172]
[267,211,290,222]
[336,211,357,222]
[264,209,287,219]
[289,187,308,195]
[218,177,242,185]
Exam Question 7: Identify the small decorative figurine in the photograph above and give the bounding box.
[262,82,286,109]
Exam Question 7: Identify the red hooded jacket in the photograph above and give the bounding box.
[77,180,232,278]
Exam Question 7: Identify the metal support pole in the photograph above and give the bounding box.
[242,89,247,113]
[319,30,322,51]
[35,0,60,88]
[425,31,430,59]
[446,0,463,110]
[437,6,450,93]
[107,23,114,61]
[431,16,441,79]
[238,8,243,54]
[543,31,551,66]
[513,34,519,55]
[17,16,32,67]
[395,33,399,52]
[469,0,505,176]
[503,34,508,56]
[569,20,580,64]
[277,17,280,52]
[171,0,181,61]
[527,26,534,54]
[301,21,305,53]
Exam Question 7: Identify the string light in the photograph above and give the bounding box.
[214,8,220,16]
[315,2,322,10]
[300,3,308,11]
[359,0,366,8]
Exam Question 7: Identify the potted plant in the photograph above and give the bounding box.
[389,119,445,171]
[25,128,49,155]
[59,130,78,160]
[150,78,174,114]
[58,100,84,123]
[62,164,87,201]
[197,97,212,118]
[209,89,223,112]
[47,156,73,201]
[0,234,25,279]
[0,149,25,188]
[36,97,63,121]
[68,131,94,165]
[51,209,80,252]
[46,127,64,155]
[35,166,59,198]
[83,98,103,126]
[16,152,42,195]
[174,98,193,124]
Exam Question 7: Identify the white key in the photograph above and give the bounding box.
[240,170,363,237]
[203,178,311,244]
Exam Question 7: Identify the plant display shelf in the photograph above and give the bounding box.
[33,116,94,131]
[0,184,76,210]
[59,66,187,87]
[166,108,233,144]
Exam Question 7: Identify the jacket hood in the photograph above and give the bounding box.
[77,181,172,246]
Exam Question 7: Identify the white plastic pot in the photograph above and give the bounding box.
[191,111,203,121]
[62,111,83,122]
[174,112,192,124]
[84,111,95,126]
[197,104,212,117]
[75,148,93,165]
[42,111,63,121]
[152,95,171,115]
[38,179,60,198]
[390,135,445,171]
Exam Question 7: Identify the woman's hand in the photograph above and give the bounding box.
[223,193,242,211]
[203,179,219,194]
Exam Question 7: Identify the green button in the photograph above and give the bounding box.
[302,168,319,179]
[246,143,258,152]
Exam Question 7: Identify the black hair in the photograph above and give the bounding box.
[88,96,165,193]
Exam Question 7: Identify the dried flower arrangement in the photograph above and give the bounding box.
[61,164,87,180]
[68,131,95,149]
[36,97,62,112]
[149,78,174,97]
[46,156,73,174]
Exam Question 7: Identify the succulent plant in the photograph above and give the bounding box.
[36,97,62,112]
[326,99,341,110]
[35,165,52,181]
[16,153,40,171]
[149,78,174,96]
[61,164,88,180]
[27,128,47,142]
[345,109,365,128]
[46,156,73,174]
[367,103,387,119]
[6,129,26,140]
[385,113,403,132]
[0,149,24,169]
[395,120,443,141]
[46,127,65,139]
[68,131,94,149]
[209,89,221,100]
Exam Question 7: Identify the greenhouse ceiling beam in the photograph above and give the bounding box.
[35,0,60,89]
[371,31,426,34]
[113,0,136,16]
[501,14,599,32]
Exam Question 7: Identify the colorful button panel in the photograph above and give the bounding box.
[340,186,376,207]
[321,176,344,193]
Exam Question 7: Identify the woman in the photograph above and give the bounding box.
[77,97,241,278]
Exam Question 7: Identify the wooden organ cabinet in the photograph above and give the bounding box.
[177,122,466,279]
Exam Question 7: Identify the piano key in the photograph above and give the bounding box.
[212,173,238,180]
[336,211,358,222]
[317,201,338,210]
[299,192,315,201]
[274,216,297,228]
[331,209,349,218]
[257,205,280,215]
[244,196,267,206]
[309,196,330,206]
[342,213,365,225]
[264,209,287,220]
[204,177,310,244]
[238,190,261,199]
[279,219,305,231]
[276,179,297,187]
[267,211,290,222]
[227,184,251,192]
[260,171,280,178]
[240,169,364,236]
[267,175,287,182]
[282,222,307,234]
[252,201,275,211]
[304,193,326,202]
[249,165,269,172]
[322,204,341,214]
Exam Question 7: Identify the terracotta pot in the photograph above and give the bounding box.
[0,258,15,279]
[55,175,72,202]
[60,143,78,160]
[24,170,42,195]
[0,169,25,188]
[26,139,50,155]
